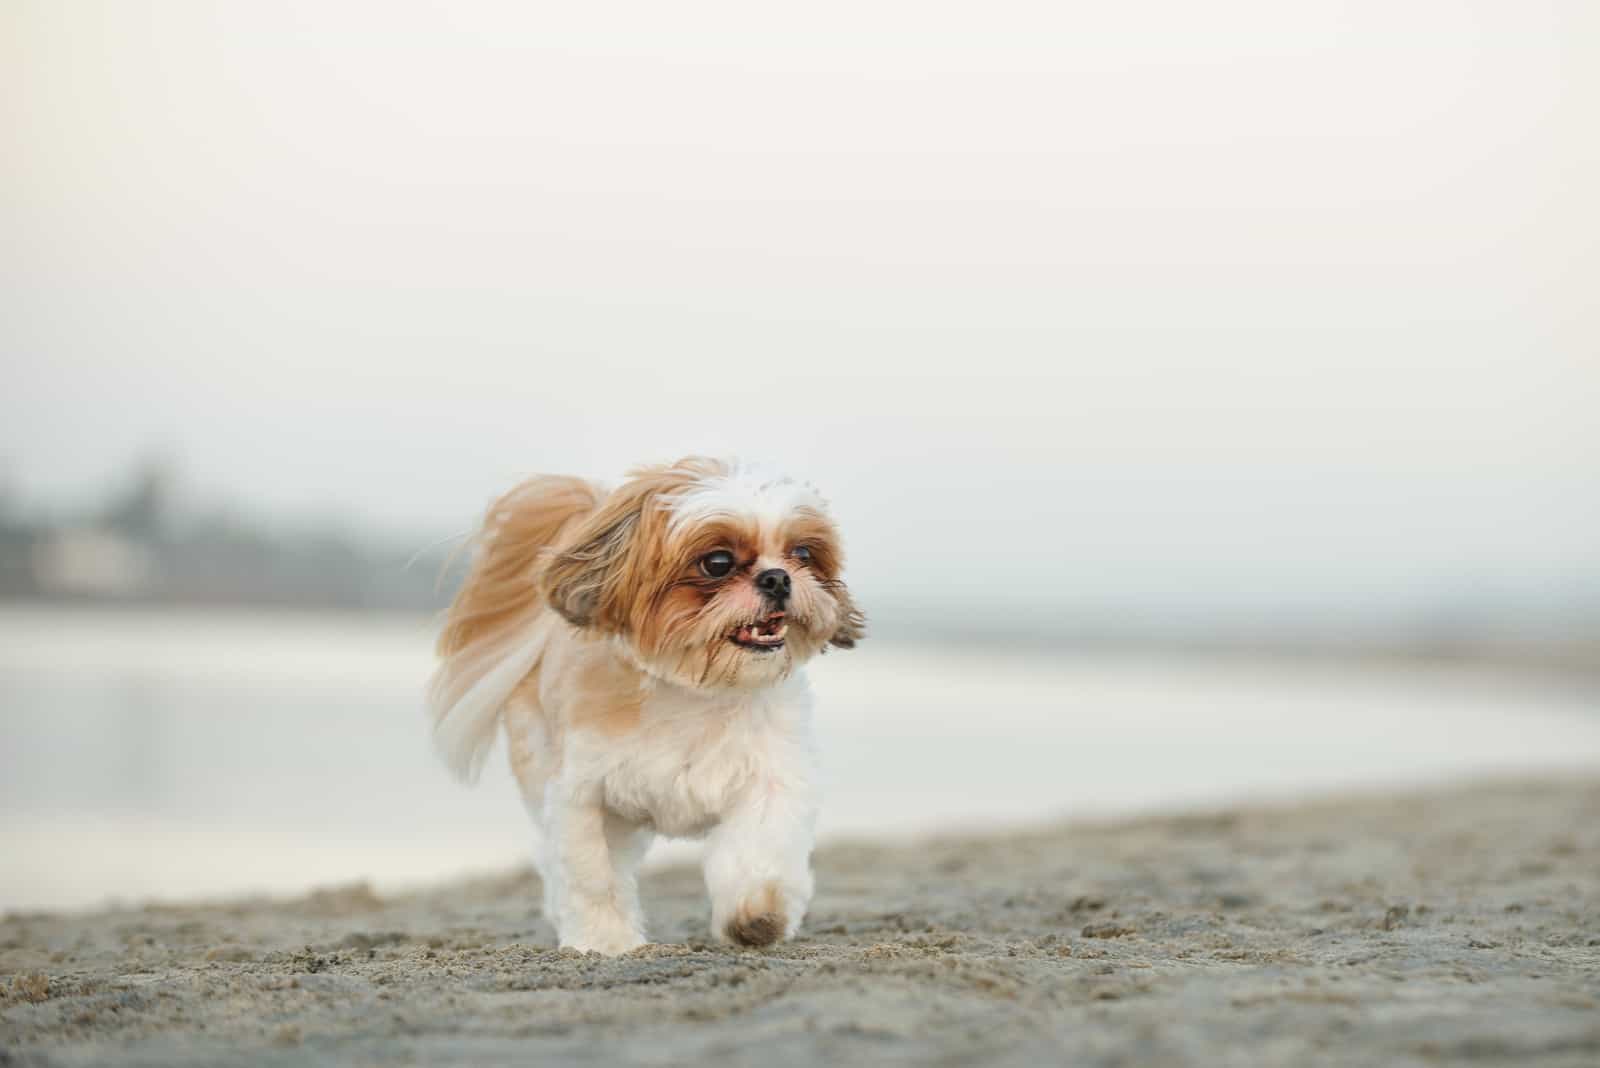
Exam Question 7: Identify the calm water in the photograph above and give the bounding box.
[3,606,1598,912]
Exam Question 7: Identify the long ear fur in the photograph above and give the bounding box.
[427,475,603,781]
[827,581,867,649]
[538,488,647,629]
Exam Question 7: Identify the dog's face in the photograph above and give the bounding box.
[541,458,864,689]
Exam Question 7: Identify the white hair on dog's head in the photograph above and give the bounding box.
[663,459,829,537]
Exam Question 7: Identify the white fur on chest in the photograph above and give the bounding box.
[568,674,818,839]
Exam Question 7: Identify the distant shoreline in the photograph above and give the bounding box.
[4,596,1594,684]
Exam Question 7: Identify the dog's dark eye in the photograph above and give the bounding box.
[699,550,736,579]
[791,545,813,564]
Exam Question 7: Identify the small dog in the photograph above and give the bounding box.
[427,457,864,954]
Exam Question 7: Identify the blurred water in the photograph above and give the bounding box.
[2,606,1598,912]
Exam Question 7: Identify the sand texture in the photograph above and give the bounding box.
[4,778,1599,1066]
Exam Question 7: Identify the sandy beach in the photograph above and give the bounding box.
[4,776,1598,1066]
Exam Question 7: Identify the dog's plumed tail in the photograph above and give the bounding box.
[426,475,604,782]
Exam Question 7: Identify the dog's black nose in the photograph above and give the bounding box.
[755,568,791,602]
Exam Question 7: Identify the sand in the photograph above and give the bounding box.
[4,777,1599,1067]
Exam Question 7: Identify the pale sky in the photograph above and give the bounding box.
[4,1,1597,628]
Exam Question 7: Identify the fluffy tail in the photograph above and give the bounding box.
[426,475,604,782]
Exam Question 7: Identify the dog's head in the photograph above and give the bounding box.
[540,457,864,689]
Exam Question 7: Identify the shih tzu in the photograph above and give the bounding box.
[427,457,864,954]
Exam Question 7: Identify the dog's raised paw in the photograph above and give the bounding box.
[724,881,787,947]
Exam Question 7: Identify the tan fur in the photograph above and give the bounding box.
[725,880,787,947]
[557,639,649,738]
[436,475,605,659]
[503,668,553,786]
[825,581,867,649]
[434,455,863,819]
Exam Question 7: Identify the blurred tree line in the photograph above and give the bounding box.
[0,457,458,612]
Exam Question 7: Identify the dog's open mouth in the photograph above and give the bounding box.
[730,611,787,652]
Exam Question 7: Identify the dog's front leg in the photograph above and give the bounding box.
[703,779,817,948]
[543,785,649,955]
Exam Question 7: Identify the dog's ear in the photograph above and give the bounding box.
[539,461,713,630]
[827,581,866,649]
[540,499,644,630]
